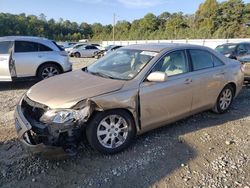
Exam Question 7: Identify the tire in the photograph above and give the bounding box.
[213,85,234,114]
[37,63,61,80]
[86,110,136,154]
[74,52,81,58]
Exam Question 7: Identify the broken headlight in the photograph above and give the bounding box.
[40,106,91,124]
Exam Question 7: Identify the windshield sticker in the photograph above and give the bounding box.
[140,51,158,57]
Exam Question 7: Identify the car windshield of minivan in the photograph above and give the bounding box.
[86,49,158,80]
[215,44,236,54]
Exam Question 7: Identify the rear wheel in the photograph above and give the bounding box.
[37,63,61,80]
[74,52,81,58]
[86,110,136,154]
[213,85,234,114]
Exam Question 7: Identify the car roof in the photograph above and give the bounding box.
[123,43,208,52]
[218,42,250,46]
[0,36,49,42]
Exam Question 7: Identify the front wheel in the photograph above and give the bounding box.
[213,85,234,114]
[86,110,136,154]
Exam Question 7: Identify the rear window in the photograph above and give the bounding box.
[0,41,13,54]
[39,44,53,52]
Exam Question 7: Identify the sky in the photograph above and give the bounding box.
[0,0,250,25]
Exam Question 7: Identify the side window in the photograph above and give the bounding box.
[189,50,214,71]
[213,55,224,67]
[15,41,39,53]
[152,50,189,76]
[0,41,13,54]
[39,44,53,52]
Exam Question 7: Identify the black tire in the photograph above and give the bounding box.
[213,85,234,114]
[37,63,61,80]
[74,52,81,58]
[86,110,136,154]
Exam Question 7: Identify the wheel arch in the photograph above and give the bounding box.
[36,61,63,76]
[90,108,138,134]
[226,82,236,97]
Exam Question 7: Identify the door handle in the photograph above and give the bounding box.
[184,78,192,84]
[38,55,43,58]
[215,71,225,77]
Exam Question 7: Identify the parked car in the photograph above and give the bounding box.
[0,36,72,81]
[94,45,123,59]
[15,43,244,155]
[215,42,250,60]
[69,45,100,58]
[57,42,77,50]
[64,43,86,53]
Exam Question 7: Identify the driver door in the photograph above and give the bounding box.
[139,50,194,131]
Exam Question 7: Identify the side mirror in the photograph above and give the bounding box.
[147,72,168,82]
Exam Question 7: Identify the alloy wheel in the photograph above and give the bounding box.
[219,88,233,110]
[41,67,59,79]
[97,115,129,149]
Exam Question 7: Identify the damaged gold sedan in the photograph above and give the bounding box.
[14,44,244,155]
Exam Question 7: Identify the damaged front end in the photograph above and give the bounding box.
[15,95,96,156]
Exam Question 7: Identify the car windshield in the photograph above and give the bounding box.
[86,49,158,80]
[215,44,236,54]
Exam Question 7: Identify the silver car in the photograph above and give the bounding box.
[15,44,244,155]
[0,36,72,81]
[70,45,100,58]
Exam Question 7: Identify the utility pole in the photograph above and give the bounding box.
[113,13,116,45]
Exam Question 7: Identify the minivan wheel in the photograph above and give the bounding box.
[37,63,61,80]
[213,85,234,114]
[74,52,81,58]
[86,110,136,154]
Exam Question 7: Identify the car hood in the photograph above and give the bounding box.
[26,70,125,109]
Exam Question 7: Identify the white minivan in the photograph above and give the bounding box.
[0,36,72,81]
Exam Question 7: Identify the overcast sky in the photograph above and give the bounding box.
[0,0,250,25]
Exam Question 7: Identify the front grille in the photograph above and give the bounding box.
[21,96,47,123]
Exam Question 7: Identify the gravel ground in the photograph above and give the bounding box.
[0,57,249,188]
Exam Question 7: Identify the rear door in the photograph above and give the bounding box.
[0,41,14,81]
[13,40,40,77]
[188,49,226,111]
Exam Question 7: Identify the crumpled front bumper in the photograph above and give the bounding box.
[14,98,65,155]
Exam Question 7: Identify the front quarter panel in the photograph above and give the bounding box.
[90,88,141,133]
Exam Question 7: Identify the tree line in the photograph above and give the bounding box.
[0,0,250,42]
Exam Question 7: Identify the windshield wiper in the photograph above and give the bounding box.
[89,71,115,79]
